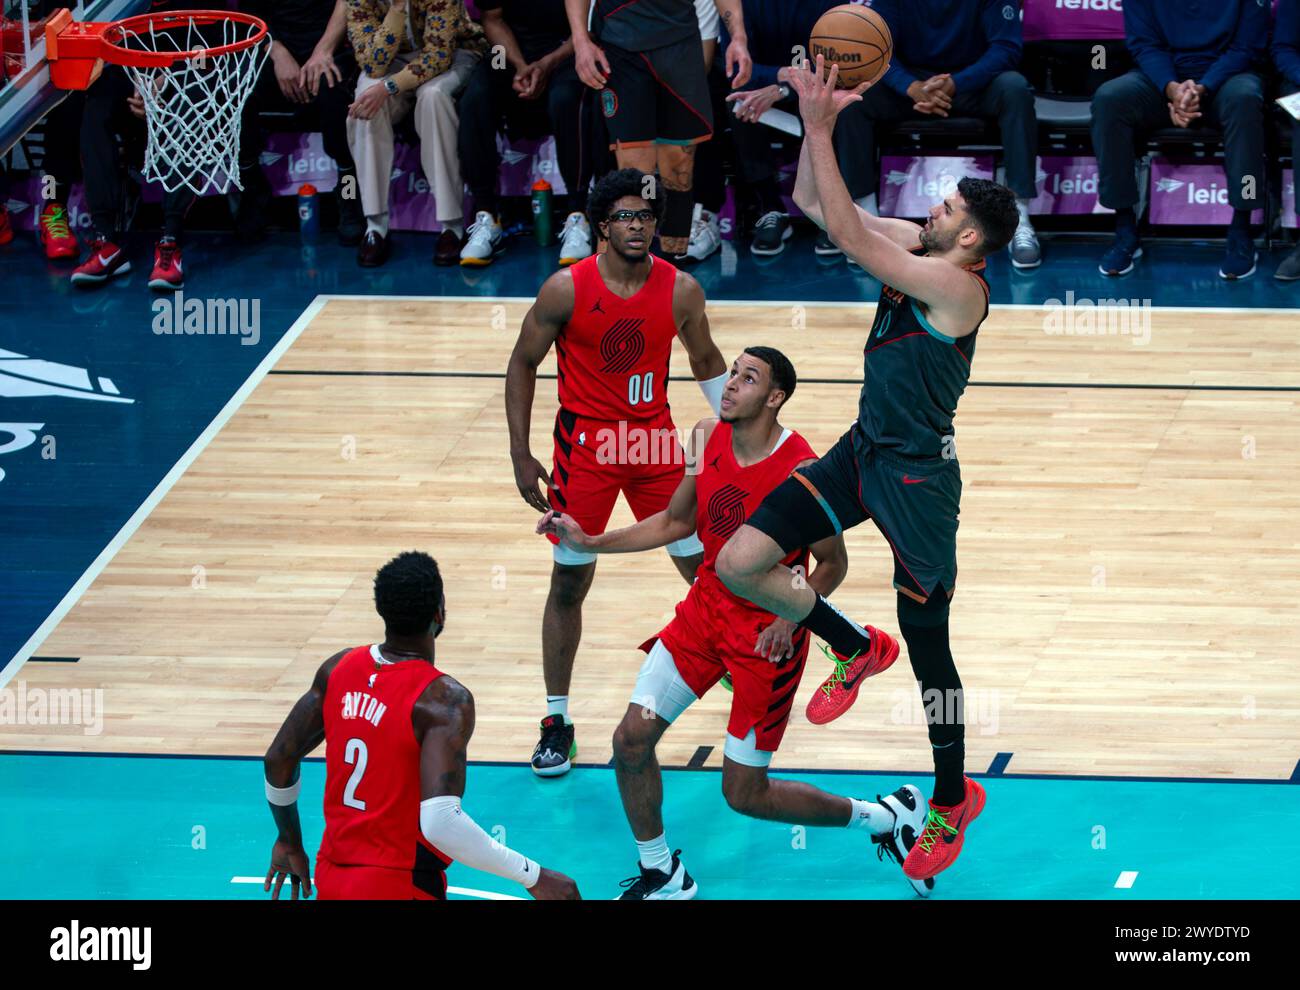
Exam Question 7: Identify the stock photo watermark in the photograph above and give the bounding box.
[151,292,262,346]
[1042,291,1152,346]
[0,681,104,736]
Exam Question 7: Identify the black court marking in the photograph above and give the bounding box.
[267,369,1300,393]
[29,656,80,663]
[686,746,713,769]
[987,752,1013,775]
[5,750,1298,785]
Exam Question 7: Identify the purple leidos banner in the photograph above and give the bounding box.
[1148,160,1265,226]
[1026,155,1113,214]
[878,155,996,217]
[1022,0,1125,43]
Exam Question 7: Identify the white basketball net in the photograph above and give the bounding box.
[114,16,269,196]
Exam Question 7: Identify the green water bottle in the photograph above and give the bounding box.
[532,179,554,246]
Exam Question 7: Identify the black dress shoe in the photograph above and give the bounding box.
[433,227,465,266]
[358,230,389,267]
[336,187,365,247]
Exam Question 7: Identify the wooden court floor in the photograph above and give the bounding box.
[4,298,1299,780]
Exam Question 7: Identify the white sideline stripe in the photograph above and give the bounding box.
[0,296,328,690]
[1115,871,1139,889]
[229,876,524,900]
[314,294,1300,315]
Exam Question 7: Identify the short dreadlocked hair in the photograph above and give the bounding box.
[586,167,664,232]
[742,346,797,407]
[374,551,443,636]
[957,177,1019,256]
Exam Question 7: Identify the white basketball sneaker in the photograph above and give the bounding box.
[872,784,935,898]
[558,211,593,266]
[615,850,698,900]
[675,204,721,264]
[459,210,505,267]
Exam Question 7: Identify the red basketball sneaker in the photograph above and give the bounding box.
[903,777,986,881]
[0,204,13,246]
[149,237,184,291]
[71,238,132,286]
[38,202,78,259]
[804,625,899,725]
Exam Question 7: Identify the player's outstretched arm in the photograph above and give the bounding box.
[262,650,346,900]
[792,133,922,252]
[673,273,728,415]
[792,57,983,335]
[415,677,580,900]
[537,417,715,555]
[506,270,574,513]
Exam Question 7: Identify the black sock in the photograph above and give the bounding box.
[1229,208,1250,235]
[800,595,872,658]
[1115,207,1137,239]
[930,736,967,807]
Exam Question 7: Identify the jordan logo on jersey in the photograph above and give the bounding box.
[599,319,646,374]
[590,298,605,314]
[707,484,749,539]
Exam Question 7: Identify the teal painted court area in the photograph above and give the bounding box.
[3,752,1298,900]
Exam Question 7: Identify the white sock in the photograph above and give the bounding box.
[366,213,389,237]
[847,797,894,836]
[444,220,464,238]
[636,832,673,875]
[855,192,879,216]
[1016,198,1033,226]
[546,696,569,723]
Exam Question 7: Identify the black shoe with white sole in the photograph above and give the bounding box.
[872,784,935,898]
[616,850,698,900]
[750,211,792,255]
[531,714,576,777]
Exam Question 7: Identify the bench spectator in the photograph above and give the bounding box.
[1275,0,1300,280]
[1091,0,1269,280]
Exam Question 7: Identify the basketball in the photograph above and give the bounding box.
[809,4,893,89]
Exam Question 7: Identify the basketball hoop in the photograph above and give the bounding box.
[46,8,270,195]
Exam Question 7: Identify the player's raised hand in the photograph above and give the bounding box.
[265,839,312,900]
[754,617,796,662]
[791,54,871,133]
[513,453,553,513]
[528,867,581,900]
[536,510,591,553]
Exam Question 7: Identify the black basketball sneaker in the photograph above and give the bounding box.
[616,850,698,900]
[872,784,935,898]
[531,714,576,777]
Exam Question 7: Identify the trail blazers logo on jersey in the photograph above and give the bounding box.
[707,484,749,539]
[599,319,646,374]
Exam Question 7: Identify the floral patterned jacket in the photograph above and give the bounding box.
[345,0,487,90]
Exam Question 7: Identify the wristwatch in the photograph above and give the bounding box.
[777,83,791,101]
[383,77,399,96]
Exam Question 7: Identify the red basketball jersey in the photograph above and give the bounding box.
[557,253,680,421]
[318,645,452,884]
[694,421,817,609]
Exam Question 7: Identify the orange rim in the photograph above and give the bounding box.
[98,10,267,68]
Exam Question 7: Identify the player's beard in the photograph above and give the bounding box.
[919,223,957,254]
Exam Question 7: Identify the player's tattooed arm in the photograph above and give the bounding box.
[414,676,476,799]
[673,272,727,383]
[506,270,574,512]
[262,649,345,898]
[713,0,752,87]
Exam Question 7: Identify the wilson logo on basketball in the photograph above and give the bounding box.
[811,43,863,65]
[599,319,646,374]
[707,484,750,539]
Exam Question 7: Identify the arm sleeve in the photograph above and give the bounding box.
[419,796,541,888]
[1277,0,1300,88]
[1123,0,1179,96]
[950,0,1023,94]
[1199,0,1269,96]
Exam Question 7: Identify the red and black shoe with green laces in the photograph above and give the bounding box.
[804,625,899,725]
[38,202,78,259]
[903,776,986,881]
